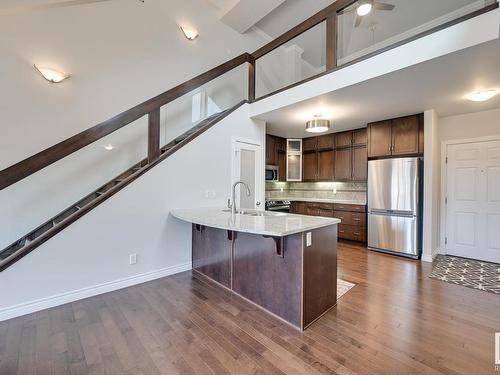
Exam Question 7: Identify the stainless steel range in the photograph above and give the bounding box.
[265,200,290,213]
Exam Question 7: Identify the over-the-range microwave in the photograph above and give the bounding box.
[265,165,279,181]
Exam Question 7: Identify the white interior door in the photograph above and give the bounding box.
[446,140,500,262]
[233,140,263,210]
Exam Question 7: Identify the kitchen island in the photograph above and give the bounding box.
[171,207,340,330]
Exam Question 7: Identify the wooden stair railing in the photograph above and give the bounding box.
[0,102,246,271]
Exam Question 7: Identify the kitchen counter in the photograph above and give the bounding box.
[266,197,366,205]
[172,206,339,330]
[171,207,340,237]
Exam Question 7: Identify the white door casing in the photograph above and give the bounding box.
[445,139,500,263]
[232,138,264,210]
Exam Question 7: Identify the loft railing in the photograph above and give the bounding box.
[1,0,497,191]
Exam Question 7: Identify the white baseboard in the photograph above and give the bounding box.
[0,262,191,322]
[421,248,440,263]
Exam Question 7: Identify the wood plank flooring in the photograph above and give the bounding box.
[1,242,499,374]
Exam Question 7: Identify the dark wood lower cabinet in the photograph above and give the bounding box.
[192,225,232,288]
[290,202,366,243]
[232,232,303,327]
[192,224,338,330]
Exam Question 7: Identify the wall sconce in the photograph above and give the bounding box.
[180,25,199,41]
[34,64,70,83]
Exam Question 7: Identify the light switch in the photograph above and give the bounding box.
[306,232,312,247]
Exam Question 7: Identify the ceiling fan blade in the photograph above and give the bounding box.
[355,14,363,28]
[373,2,395,11]
[0,0,113,15]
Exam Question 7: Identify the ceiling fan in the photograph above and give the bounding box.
[343,0,395,28]
[0,0,144,15]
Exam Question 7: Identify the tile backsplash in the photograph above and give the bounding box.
[266,181,367,204]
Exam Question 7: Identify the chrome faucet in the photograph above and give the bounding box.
[229,180,251,216]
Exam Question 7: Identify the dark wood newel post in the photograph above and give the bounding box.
[326,14,337,70]
[248,55,256,102]
[148,108,161,163]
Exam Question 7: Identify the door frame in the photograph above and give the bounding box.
[440,135,500,255]
[231,137,265,210]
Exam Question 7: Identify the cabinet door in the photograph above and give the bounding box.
[392,116,419,156]
[192,225,232,288]
[352,146,368,181]
[317,134,335,149]
[317,150,334,181]
[266,135,276,165]
[353,128,367,146]
[303,137,318,152]
[276,137,286,152]
[278,151,286,181]
[290,201,307,215]
[334,148,352,181]
[335,131,353,148]
[368,120,392,157]
[303,152,318,181]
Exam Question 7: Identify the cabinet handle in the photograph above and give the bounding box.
[339,230,345,233]
[354,232,361,235]
[354,218,361,221]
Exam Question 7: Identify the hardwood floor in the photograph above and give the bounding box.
[1,242,499,374]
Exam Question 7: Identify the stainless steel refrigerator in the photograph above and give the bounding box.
[367,157,422,259]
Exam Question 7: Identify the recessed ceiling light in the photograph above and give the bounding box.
[306,114,330,133]
[180,26,199,41]
[357,1,372,16]
[34,64,70,83]
[466,89,498,102]
[104,144,114,151]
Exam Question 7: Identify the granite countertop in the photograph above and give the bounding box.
[265,197,366,205]
[171,207,341,237]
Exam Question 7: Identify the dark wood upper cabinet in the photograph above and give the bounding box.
[303,152,318,181]
[317,133,335,149]
[334,148,352,181]
[278,152,286,181]
[275,137,286,153]
[302,137,318,152]
[391,116,419,156]
[335,131,353,148]
[317,150,334,181]
[367,115,423,158]
[266,134,276,165]
[353,128,367,146]
[352,146,368,181]
[418,114,424,155]
[368,120,392,157]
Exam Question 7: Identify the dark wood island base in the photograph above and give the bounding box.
[192,224,338,330]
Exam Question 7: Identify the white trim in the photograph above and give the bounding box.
[0,261,191,322]
[440,135,500,256]
[421,249,439,263]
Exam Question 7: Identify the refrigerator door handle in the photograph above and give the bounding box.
[369,209,415,218]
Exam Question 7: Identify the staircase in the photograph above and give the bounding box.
[0,103,243,271]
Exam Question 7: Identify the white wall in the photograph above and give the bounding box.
[0,104,266,321]
[0,0,265,248]
[422,110,440,262]
[438,107,500,141]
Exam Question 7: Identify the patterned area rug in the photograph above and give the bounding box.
[429,255,500,295]
[337,279,355,299]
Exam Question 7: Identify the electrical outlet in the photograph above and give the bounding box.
[306,232,312,247]
[333,188,337,194]
[129,254,137,265]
